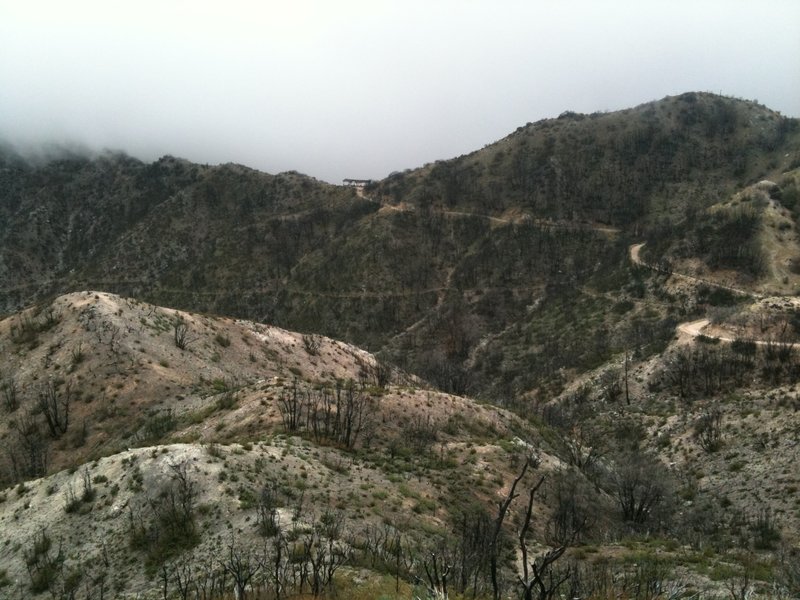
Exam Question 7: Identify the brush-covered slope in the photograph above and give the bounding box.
[370,92,800,226]
[534,254,800,596]
[2,289,799,598]
[1,93,798,402]
[643,168,800,296]
[0,153,374,316]
[0,292,568,598]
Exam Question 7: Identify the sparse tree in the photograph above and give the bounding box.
[547,471,592,546]
[726,566,753,600]
[339,381,372,450]
[449,506,492,598]
[221,538,260,600]
[24,528,64,595]
[256,484,280,537]
[423,551,453,600]
[6,408,49,480]
[564,424,603,474]
[612,452,670,525]
[277,379,305,433]
[129,460,199,564]
[488,452,540,600]
[665,348,695,399]
[173,315,191,350]
[695,405,723,452]
[37,379,72,438]
[1,375,19,412]
[374,360,392,388]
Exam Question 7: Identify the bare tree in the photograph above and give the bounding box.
[129,460,198,563]
[6,408,49,480]
[451,506,492,598]
[160,461,197,538]
[665,348,695,399]
[160,560,194,600]
[339,382,372,450]
[221,538,260,600]
[564,424,603,474]
[488,454,538,600]
[307,510,350,597]
[726,567,753,600]
[277,379,305,433]
[37,379,72,438]
[374,360,392,388]
[173,315,191,350]
[695,405,723,452]
[423,551,453,600]
[612,452,670,525]
[256,484,280,537]
[262,533,288,600]
[23,528,64,595]
[1,375,19,411]
[547,471,592,546]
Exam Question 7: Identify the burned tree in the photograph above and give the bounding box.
[611,451,671,525]
[128,461,199,566]
[277,379,306,433]
[694,405,724,452]
[280,380,375,450]
[6,409,49,481]
[173,316,191,350]
[37,380,72,438]
[256,484,280,537]
[339,381,372,449]
[1,375,19,412]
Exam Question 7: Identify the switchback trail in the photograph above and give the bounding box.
[632,244,794,346]
[629,242,758,299]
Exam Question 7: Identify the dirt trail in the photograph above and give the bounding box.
[629,242,757,298]
[676,317,794,347]
[677,318,712,339]
[632,244,796,346]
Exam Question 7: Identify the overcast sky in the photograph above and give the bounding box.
[1,1,799,183]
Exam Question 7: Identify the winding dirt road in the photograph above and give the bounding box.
[631,243,794,346]
[629,242,757,299]
[677,319,712,338]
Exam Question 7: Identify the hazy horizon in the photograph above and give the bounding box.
[2,1,799,183]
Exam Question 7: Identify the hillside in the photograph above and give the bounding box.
[0,292,553,597]
[642,169,800,296]
[2,93,800,598]
[2,292,799,598]
[2,93,799,403]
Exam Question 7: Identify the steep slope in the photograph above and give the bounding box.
[370,92,799,226]
[642,168,800,296]
[1,93,798,402]
[2,291,799,598]
[0,293,566,599]
[0,153,373,316]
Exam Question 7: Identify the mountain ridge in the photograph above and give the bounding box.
[3,92,800,597]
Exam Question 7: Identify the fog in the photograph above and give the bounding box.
[2,1,799,183]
